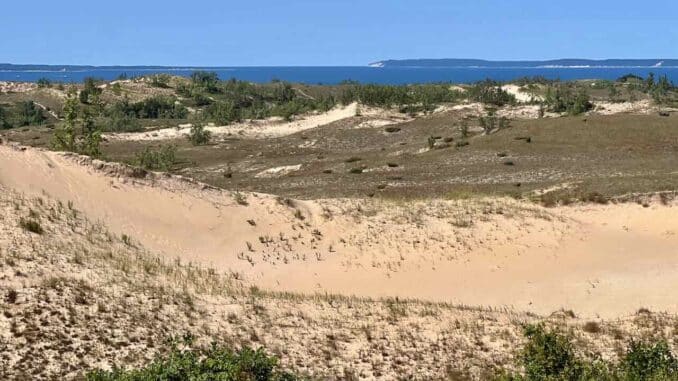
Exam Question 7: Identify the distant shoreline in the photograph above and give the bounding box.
[2,64,678,85]
[3,59,678,72]
[370,58,678,68]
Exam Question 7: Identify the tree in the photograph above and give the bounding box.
[645,72,656,92]
[80,110,102,157]
[80,77,102,104]
[0,105,11,129]
[52,88,78,152]
[51,87,102,157]
[17,101,46,126]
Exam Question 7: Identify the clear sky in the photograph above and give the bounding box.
[2,0,677,66]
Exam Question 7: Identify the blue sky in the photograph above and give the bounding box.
[2,0,677,66]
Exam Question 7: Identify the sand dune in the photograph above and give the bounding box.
[2,142,677,318]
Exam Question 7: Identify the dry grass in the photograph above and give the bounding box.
[2,187,678,380]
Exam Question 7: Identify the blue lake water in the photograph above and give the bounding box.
[2,66,678,85]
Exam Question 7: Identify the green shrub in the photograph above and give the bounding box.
[86,342,301,381]
[468,80,516,106]
[191,92,213,106]
[16,101,46,126]
[496,324,678,381]
[110,82,123,95]
[339,83,462,108]
[0,105,12,129]
[622,340,678,380]
[101,111,143,132]
[479,111,510,135]
[80,77,103,104]
[149,74,171,88]
[37,77,52,88]
[207,101,240,124]
[52,88,102,158]
[109,96,187,119]
[191,71,220,93]
[544,86,593,115]
[134,144,178,171]
[188,124,211,145]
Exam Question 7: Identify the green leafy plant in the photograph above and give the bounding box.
[86,340,301,381]
[188,124,211,146]
[134,144,178,171]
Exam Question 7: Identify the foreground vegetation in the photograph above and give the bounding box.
[87,339,301,381]
[498,325,678,381]
[2,71,675,134]
[85,324,678,380]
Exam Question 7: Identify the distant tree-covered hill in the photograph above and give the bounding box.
[369,59,678,68]
[0,64,206,71]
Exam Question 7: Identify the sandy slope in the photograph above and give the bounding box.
[2,142,678,318]
[6,188,676,380]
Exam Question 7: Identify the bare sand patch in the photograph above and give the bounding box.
[502,84,544,103]
[0,81,37,93]
[592,100,655,115]
[2,180,678,380]
[2,143,678,318]
[255,164,302,178]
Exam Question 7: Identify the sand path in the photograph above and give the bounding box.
[105,103,360,141]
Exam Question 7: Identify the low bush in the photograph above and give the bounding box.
[544,86,593,115]
[496,324,678,380]
[149,74,171,88]
[134,144,178,171]
[86,341,301,381]
[100,111,142,132]
[109,96,188,119]
[188,124,211,145]
[16,101,46,126]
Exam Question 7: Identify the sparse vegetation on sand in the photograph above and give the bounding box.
[496,324,678,381]
[2,73,678,380]
[1,186,678,380]
[87,340,301,381]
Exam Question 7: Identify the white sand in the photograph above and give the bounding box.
[255,164,302,178]
[502,84,544,103]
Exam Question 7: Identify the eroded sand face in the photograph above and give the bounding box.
[1,143,677,318]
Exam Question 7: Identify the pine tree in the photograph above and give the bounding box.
[52,87,78,152]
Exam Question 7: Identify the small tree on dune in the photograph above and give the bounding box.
[52,87,79,152]
[188,123,211,146]
[51,87,102,158]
